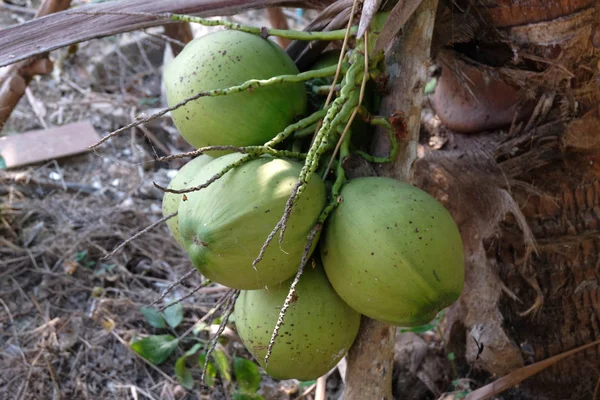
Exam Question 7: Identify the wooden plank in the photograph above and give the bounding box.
[0,121,101,169]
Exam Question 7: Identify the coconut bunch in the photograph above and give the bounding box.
[161,24,464,381]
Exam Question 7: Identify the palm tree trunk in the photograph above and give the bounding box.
[413,0,600,397]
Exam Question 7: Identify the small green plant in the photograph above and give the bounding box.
[75,250,96,269]
[131,302,264,397]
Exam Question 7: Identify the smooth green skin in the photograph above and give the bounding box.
[320,177,465,327]
[163,30,307,150]
[162,154,214,248]
[234,262,361,381]
[178,153,327,290]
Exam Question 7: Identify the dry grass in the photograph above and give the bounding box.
[0,152,234,399]
[0,6,320,400]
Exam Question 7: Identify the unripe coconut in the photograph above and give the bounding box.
[162,154,214,248]
[320,177,464,326]
[178,153,327,290]
[234,260,361,381]
[163,30,307,150]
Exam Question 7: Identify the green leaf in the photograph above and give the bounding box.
[198,353,217,387]
[233,392,265,400]
[212,349,232,383]
[164,302,184,329]
[175,356,194,390]
[233,357,261,393]
[447,352,455,361]
[131,335,178,365]
[184,343,204,358]
[75,250,88,263]
[298,380,316,388]
[140,307,167,329]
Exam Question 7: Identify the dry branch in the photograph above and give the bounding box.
[0,0,71,127]
[0,0,335,68]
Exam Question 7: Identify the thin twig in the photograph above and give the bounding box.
[252,180,301,269]
[153,154,253,194]
[0,298,27,364]
[264,224,321,366]
[101,212,177,260]
[69,10,170,20]
[158,279,213,312]
[179,289,234,340]
[465,338,600,400]
[201,290,240,386]
[157,146,248,162]
[16,350,43,400]
[143,30,186,48]
[148,268,196,307]
[293,383,318,400]
[0,2,37,14]
[89,66,336,151]
[315,375,327,400]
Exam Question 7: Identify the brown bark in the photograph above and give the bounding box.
[371,0,439,180]
[162,23,194,56]
[344,317,397,400]
[0,0,334,68]
[343,0,439,398]
[0,0,71,128]
[412,0,600,398]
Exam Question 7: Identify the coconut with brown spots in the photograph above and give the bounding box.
[234,260,361,381]
[320,176,465,326]
[163,29,307,150]
[178,153,326,290]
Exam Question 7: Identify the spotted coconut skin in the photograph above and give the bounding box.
[178,153,327,290]
[320,177,465,327]
[234,262,361,381]
[162,154,214,248]
[163,30,307,150]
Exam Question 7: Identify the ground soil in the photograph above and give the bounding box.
[0,5,339,400]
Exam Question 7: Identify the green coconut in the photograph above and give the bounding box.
[163,30,307,150]
[320,177,465,326]
[178,153,327,290]
[162,154,214,248]
[234,260,361,381]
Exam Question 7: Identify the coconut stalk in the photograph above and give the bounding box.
[343,0,439,399]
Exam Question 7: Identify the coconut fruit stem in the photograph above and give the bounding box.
[170,13,357,42]
[264,223,322,366]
